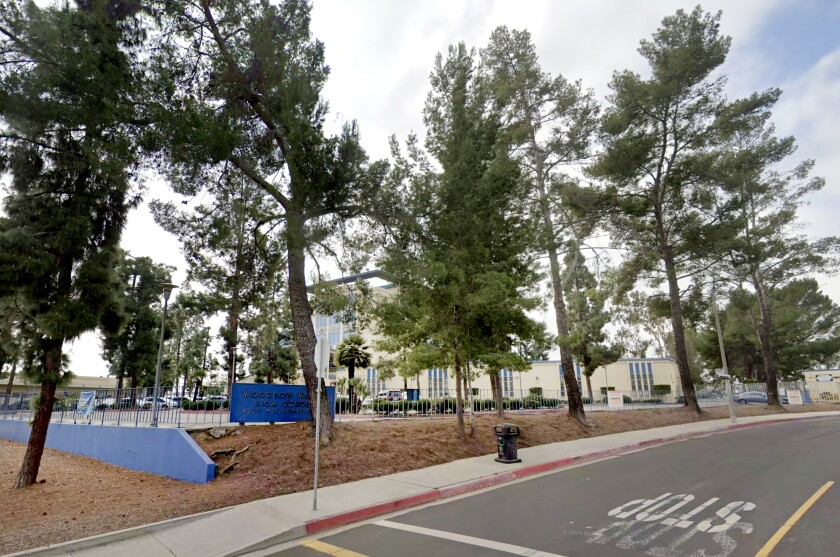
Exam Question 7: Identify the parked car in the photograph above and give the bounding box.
[166,396,191,407]
[734,391,789,405]
[140,396,169,409]
[376,390,406,401]
[202,395,227,403]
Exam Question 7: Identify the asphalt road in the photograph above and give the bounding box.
[267,418,840,557]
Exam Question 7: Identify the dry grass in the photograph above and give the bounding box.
[1,403,837,554]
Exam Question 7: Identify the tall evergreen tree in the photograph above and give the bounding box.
[481,27,600,424]
[149,0,385,443]
[151,175,284,396]
[563,245,623,401]
[590,7,775,414]
[713,105,839,405]
[378,43,541,438]
[699,280,840,380]
[0,0,143,487]
[101,253,174,393]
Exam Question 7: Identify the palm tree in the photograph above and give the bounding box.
[335,335,371,413]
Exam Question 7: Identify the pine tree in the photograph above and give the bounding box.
[0,0,143,487]
[590,8,774,414]
[149,0,385,443]
[101,253,174,394]
[481,27,600,424]
[563,245,623,401]
[151,175,284,396]
[378,43,541,437]
[712,103,839,405]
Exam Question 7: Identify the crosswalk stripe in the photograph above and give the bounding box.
[375,520,568,557]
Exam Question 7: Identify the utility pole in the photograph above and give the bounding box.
[711,279,737,424]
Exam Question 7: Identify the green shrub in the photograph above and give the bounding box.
[529,387,543,396]
[638,398,663,404]
[334,396,351,413]
[652,384,672,395]
[182,400,229,410]
[819,392,840,402]
[581,397,591,404]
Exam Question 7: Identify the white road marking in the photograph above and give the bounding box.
[375,519,568,557]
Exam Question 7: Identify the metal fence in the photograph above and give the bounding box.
[0,386,231,428]
[1,380,835,428]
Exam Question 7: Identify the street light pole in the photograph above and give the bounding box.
[151,283,178,428]
[711,279,737,424]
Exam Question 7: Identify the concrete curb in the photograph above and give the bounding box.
[299,414,835,537]
[5,506,230,557]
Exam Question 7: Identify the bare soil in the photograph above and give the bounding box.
[1,404,837,554]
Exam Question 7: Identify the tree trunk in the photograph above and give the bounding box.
[585,373,594,402]
[537,186,587,424]
[660,242,701,415]
[453,348,465,439]
[287,213,332,444]
[490,370,504,418]
[348,362,356,414]
[226,307,240,396]
[14,338,62,488]
[751,270,782,408]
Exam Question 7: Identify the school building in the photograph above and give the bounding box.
[310,272,681,400]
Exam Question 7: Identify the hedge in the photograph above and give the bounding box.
[181,400,229,410]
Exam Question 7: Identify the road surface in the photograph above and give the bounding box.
[263,417,840,557]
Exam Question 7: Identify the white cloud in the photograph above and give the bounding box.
[65,0,839,373]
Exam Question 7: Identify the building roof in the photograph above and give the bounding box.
[306,269,392,290]
[530,357,676,365]
[8,375,118,389]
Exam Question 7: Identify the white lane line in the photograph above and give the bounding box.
[375,520,568,557]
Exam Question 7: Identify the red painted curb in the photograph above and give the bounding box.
[302,414,836,535]
[305,490,440,534]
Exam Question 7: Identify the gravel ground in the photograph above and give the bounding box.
[1,403,837,555]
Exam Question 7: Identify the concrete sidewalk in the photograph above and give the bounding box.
[9,410,840,557]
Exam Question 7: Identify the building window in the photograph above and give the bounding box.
[329,330,341,346]
[429,368,449,398]
[646,362,654,392]
[502,369,515,397]
[629,363,636,391]
[367,368,385,394]
[559,365,565,397]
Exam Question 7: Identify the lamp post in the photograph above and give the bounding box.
[151,283,178,427]
[711,279,737,424]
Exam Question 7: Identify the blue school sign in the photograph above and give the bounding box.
[229,384,335,424]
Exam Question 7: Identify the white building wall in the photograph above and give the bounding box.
[312,281,682,400]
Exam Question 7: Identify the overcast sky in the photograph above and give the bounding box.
[64,0,840,376]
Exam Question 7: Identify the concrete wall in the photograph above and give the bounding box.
[0,421,215,484]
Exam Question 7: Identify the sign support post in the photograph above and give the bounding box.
[313,359,323,511]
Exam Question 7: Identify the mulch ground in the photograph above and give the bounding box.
[1,403,837,554]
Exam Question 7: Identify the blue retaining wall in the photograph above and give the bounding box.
[0,421,215,484]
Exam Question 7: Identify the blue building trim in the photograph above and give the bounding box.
[0,421,215,484]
